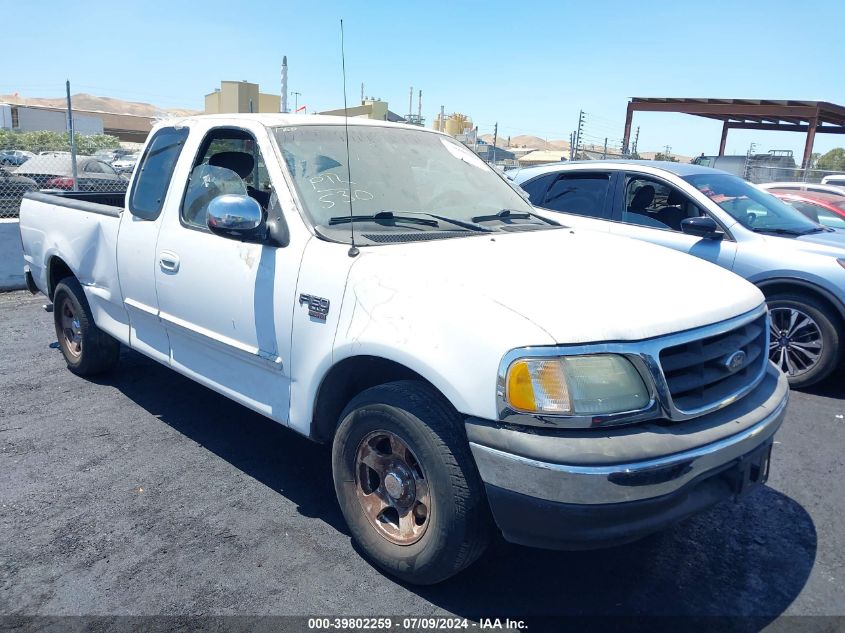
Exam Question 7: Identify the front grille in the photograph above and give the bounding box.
[659,314,768,413]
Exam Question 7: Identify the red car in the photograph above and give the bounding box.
[768,189,845,229]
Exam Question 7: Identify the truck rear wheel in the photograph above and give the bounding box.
[53,277,120,376]
[767,292,841,389]
[332,380,490,585]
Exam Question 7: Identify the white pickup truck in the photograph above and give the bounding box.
[19,114,788,584]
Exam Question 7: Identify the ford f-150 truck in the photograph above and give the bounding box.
[19,114,788,584]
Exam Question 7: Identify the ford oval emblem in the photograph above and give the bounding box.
[724,350,747,372]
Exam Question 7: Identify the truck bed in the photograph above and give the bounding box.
[19,190,128,343]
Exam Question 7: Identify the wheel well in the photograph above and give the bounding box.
[47,256,74,300]
[758,281,844,325]
[311,356,435,443]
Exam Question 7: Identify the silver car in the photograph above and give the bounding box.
[510,161,845,388]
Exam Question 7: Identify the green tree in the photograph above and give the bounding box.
[817,148,845,171]
[0,129,120,155]
[653,152,678,162]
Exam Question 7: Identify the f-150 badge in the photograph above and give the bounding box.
[299,294,330,320]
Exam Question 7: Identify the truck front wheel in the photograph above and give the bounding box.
[332,380,490,585]
[53,277,120,376]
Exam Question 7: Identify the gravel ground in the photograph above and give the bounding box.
[1,290,843,630]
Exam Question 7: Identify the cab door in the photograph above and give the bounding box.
[609,172,737,270]
[152,123,303,423]
[117,126,189,364]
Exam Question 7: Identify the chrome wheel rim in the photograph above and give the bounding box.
[59,298,83,360]
[354,430,431,545]
[769,307,823,377]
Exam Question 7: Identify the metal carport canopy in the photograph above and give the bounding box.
[621,98,845,168]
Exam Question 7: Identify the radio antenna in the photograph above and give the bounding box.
[340,19,359,257]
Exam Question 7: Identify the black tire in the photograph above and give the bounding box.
[767,292,841,389]
[53,276,120,376]
[332,380,490,585]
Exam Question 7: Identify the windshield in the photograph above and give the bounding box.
[684,173,821,234]
[273,125,545,243]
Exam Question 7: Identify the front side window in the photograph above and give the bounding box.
[622,175,703,231]
[685,173,822,235]
[181,128,273,228]
[539,172,611,218]
[129,126,189,220]
[274,125,548,243]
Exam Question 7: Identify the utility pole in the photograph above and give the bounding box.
[360,82,364,104]
[65,80,79,191]
[439,105,445,132]
[491,122,498,164]
[631,126,640,156]
[291,91,302,111]
[664,144,671,158]
[602,137,607,160]
[569,131,575,160]
[574,110,585,160]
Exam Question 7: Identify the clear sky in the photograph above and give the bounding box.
[4,0,844,158]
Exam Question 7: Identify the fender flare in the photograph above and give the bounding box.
[755,276,845,322]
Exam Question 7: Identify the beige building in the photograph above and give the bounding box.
[204,81,281,114]
[320,98,405,122]
[517,150,568,165]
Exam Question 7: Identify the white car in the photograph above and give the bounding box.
[112,153,139,174]
[821,174,845,188]
[758,181,845,196]
[19,115,787,584]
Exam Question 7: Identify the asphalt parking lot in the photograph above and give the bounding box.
[1,290,843,630]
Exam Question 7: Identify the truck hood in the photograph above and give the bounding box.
[348,228,763,344]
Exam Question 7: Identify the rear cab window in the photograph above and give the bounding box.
[129,126,190,220]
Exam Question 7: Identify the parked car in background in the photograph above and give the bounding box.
[758,181,845,196]
[0,167,37,214]
[769,189,845,230]
[692,150,797,183]
[94,148,136,164]
[821,174,845,188]
[111,153,139,174]
[511,161,845,387]
[15,155,128,192]
[0,149,35,166]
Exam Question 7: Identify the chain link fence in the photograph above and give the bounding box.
[743,157,845,187]
[0,129,140,218]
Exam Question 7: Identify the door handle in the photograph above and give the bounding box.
[158,251,180,273]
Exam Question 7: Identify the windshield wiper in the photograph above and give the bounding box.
[329,210,492,233]
[328,211,438,228]
[798,226,831,235]
[471,209,560,225]
[750,227,805,236]
[416,212,493,232]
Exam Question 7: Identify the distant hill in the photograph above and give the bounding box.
[0,93,198,118]
[480,133,691,162]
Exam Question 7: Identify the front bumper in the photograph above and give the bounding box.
[467,364,788,549]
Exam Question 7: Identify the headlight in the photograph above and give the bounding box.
[505,354,650,415]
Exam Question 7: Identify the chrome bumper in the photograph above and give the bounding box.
[469,365,788,506]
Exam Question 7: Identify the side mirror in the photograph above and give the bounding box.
[681,216,723,241]
[207,194,266,242]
